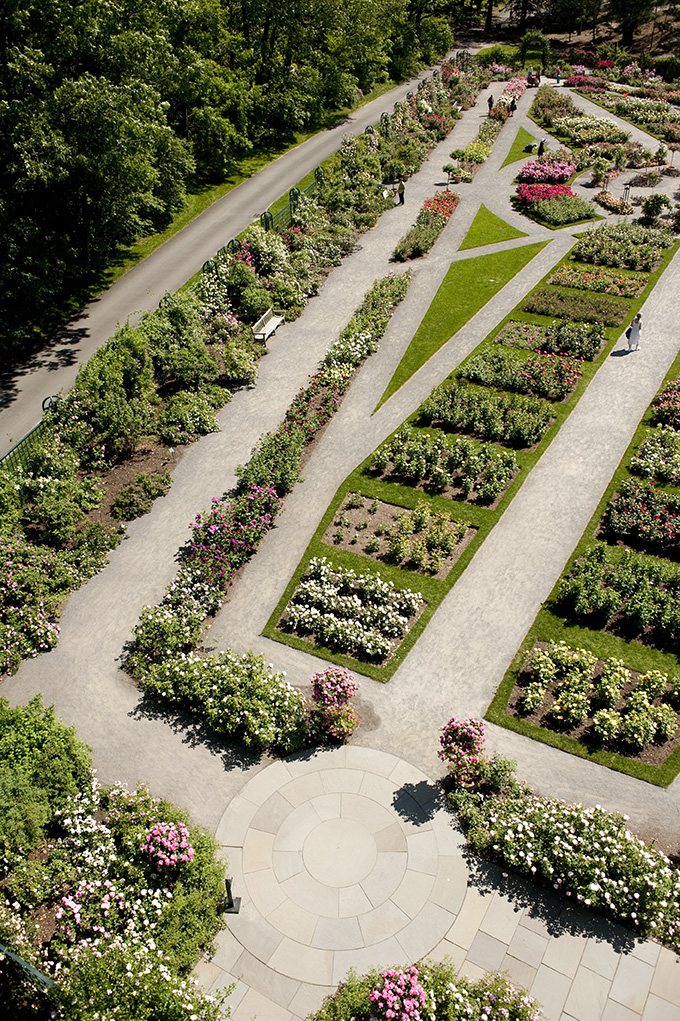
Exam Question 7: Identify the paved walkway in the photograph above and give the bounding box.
[3,83,680,1019]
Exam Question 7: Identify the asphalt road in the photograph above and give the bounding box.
[0,59,453,457]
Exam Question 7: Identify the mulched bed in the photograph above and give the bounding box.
[505,641,680,768]
[321,493,477,580]
[83,440,185,526]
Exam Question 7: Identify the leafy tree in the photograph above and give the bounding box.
[607,0,656,47]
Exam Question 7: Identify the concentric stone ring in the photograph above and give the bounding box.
[214,746,468,987]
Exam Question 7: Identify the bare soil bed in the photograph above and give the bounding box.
[321,492,477,580]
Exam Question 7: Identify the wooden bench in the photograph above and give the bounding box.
[253,307,284,342]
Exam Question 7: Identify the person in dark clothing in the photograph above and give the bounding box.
[537,138,546,157]
[397,179,405,205]
[487,94,494,112]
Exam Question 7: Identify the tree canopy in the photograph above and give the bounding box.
[0,0,466,358]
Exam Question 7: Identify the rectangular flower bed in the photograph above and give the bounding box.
[323,492,474,578]
[546,263,648,298]
[368,425,519,505]
[571,224,675,271]
[496,319,605,360]
[522,286,630,326]
[507,639,680,764]
[459,348,583,401]
[278,556,424,663]
[419,380,553,448]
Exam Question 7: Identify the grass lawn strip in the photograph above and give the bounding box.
[268,233,677,681]
[458,203,528,251]
[487,341,680,786]
[500,125,540,168]
[374,241,548,411]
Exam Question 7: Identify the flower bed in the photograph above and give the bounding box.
[522,287,630,326]
[280,556,424,662]
[496,319,605,360]
[511,640,679,755]
[546,263,648,297]
[369,425,518,503]
[127,273,410,749]
[631,426,680,484]
[557,544,680,649]
[594,190,634,214]
[460,348,583,401]
[652,378,680,428]
[419,380,553,448]
[309,960,544,1021]
[552,113,630,146]
[517,156,577,183]
[0,699,227,1019]
[325,493,472,576]
[526,195,596,226]
[393,190,459,261]
[443,717,680,942]
[516,183,576,204]
[571,223,675,270]
[603,478,680,553]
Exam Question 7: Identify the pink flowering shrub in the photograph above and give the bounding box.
[311,667,361,742]
[369,966,427,1020]
[142,821,195,869]
[439,716,486,787]
[312,666,359,706]
[517,157,577,183]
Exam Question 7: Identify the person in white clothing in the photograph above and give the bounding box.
[628,312,642,350]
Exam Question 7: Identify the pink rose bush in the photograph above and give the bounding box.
[142,821,195,869]
[439,716,486,787]
[369,966,427,1021]
[516,183,575,205]
[311,666,361,742]
[518,157,577,183]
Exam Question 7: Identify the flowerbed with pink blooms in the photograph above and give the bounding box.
[308,960,545,1021]
[517,156,577,184]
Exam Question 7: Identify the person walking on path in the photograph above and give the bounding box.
[537,138,546,157]
[556,66,561,86]
[487,94,494,113]
[510,97,517,116]
[627,312,643,350]
[397,178,405,205]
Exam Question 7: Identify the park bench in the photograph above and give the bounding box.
[253,307,285,342]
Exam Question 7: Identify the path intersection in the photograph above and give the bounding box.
[4,80,680,1019]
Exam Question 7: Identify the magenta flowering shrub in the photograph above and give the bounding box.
[439,716,486,787]
[311,667,361,742]
[517,157,577,183]
[311,666,359,707]
[369,966,427,1021]
[142,821,195,870]
[516,183,575,205]
[186,484,284,585]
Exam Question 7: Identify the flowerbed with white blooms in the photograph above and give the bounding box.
[442,717,680,944]
[281,556,424,662]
